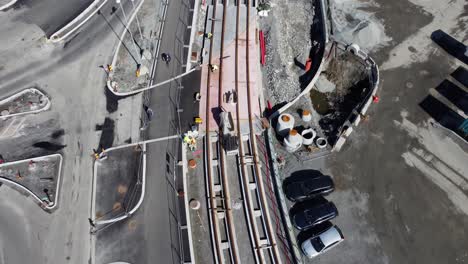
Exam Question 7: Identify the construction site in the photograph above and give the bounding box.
[182,0,381,262]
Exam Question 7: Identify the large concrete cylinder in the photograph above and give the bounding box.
[301,110,312,122]
[284,129,302,152]
[301,128,316,145]
[276,113,294,137]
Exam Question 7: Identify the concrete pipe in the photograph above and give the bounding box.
[276,113,294,137]
[301,109,312,122]
[284,129,302,152]
[189,199,201,210]
[347,43,361,55]
[301,129,316,145]
[316,137,328,149]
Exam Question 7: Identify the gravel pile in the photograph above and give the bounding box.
[259,0,315,106]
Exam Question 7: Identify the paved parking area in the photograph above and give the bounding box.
[292,0,468,263]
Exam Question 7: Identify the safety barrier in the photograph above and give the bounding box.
[49,0,109,42]
[0,154,63,211]
[330,39,380,152]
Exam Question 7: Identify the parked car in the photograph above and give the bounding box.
[291,197,338,230]
[300,222,344,258]
[284,174,334,202]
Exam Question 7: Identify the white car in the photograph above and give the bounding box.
[301,224,344,258]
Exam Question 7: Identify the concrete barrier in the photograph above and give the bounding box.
[49,0,109,42]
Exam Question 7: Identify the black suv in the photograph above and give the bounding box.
[290,197,338,230]
[283,171,334,202]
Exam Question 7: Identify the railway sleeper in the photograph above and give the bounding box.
[213,184,222,192]
[221,241,230,249]
[216,210,226,218]
[248,182,257,190]
[258,240,271,248]
[253,209,262,217]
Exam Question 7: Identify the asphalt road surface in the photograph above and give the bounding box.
[0,1,144,263]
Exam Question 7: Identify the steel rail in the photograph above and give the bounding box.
[217,0,241,261]
[244,0,281,262]
[204,0,236,263]
[205,0,223,261]
[233,1,264,263]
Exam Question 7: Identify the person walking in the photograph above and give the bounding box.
[161,53,171,64]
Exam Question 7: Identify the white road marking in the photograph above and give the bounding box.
[402,151,468,216]
[0,117,25,139]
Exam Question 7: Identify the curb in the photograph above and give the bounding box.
[0,154,63,211]
[0,0,17,11]
[0,88,51,120]
[49,0,108,42]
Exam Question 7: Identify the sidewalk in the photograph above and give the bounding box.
[107,0,164,94]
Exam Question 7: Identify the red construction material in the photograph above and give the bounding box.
[304,58,312,72]
[372,95,380,103]
[259,30,266,66]
[267,100,272,111]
